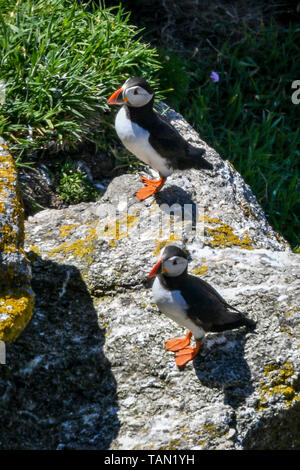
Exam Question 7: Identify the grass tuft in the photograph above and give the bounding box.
[0,0,161,159]
[56,159,99,204]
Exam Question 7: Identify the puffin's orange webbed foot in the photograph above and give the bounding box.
[135,176,166,201]
[165,330,192,352]
[135,185,158,201]
[174,340,201,367]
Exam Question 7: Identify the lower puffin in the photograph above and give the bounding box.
[148,245,256,367]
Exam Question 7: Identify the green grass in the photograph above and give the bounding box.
[0,0,161,160]
[158,22,300,248]
[56,160,99,204]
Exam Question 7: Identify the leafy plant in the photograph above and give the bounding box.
[56,160,99,204]
[0,0,161,160]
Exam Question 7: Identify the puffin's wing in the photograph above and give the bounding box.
[149,113,212,170]
[148,114,188,163]
[181,275,255,332]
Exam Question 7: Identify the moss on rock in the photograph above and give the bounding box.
[0,139,34,342]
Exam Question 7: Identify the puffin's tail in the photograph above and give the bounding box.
[210,309,257,333]
[178,145,213,171]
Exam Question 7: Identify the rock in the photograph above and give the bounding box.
[19,166,66,216]
[0,106,299,449]
[77,150,115,179]
[0,138,34,343]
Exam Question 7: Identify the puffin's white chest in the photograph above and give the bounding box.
[152,278,205,340]
[115,107,173,177]
[152,277,188,318]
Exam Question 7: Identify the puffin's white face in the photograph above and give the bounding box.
[162,255,188,277]
[123,84,154,108]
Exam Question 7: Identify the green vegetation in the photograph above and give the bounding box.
[0,0,298,248]
[56,160,99,204]
[157,23,300,248]
[0,0,160,159]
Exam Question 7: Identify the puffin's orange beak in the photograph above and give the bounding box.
[148,259,162,278]
[107,87,125,105]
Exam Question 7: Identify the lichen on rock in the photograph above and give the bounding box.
[258,361,300,410]
[0,138,34,343]
[0,287,35,343]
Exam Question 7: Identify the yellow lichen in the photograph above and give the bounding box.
[0,199,5,214]
[206,225,253,249]
[48,215,138,262]
[202,423,224,437]
[198,215,254,249]
[0,148,25,252]
[59,224,80,238]
[153,233,181,256]
[0,288,34,343]
[197,440,206,446]
[240,202,257,220]
[28,245,41,256]
[48,239,93,264]
[285,307,297,318]
[191,265,209,276]
[160,439,181,450]
[0,144,33,343]
[1,223,18,252]
[258,362,300,410]
[97,214,138,248]
[48,221,98,263]
[281,326,293,336]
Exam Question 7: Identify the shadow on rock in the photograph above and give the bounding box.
[242,401,300,449]
[0,255,120,450]
[155,184,198,229]
[155,184,196,206]
[193,330,254,409]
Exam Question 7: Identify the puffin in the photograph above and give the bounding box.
[107,77,213,201]
[148,245,256,367]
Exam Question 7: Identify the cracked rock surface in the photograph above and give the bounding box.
[0,106,299,450]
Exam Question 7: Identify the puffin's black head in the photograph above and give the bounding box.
[107,77,155,108]
[162,245,189,261]
[148,244,189,279]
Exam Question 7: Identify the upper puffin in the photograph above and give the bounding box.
[148,245,256,367]
[107,77,213,201]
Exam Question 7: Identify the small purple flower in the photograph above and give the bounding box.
[210,71,219,83]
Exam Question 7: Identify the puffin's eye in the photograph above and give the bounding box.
[134,89,139,95]
[173,259,177,265]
